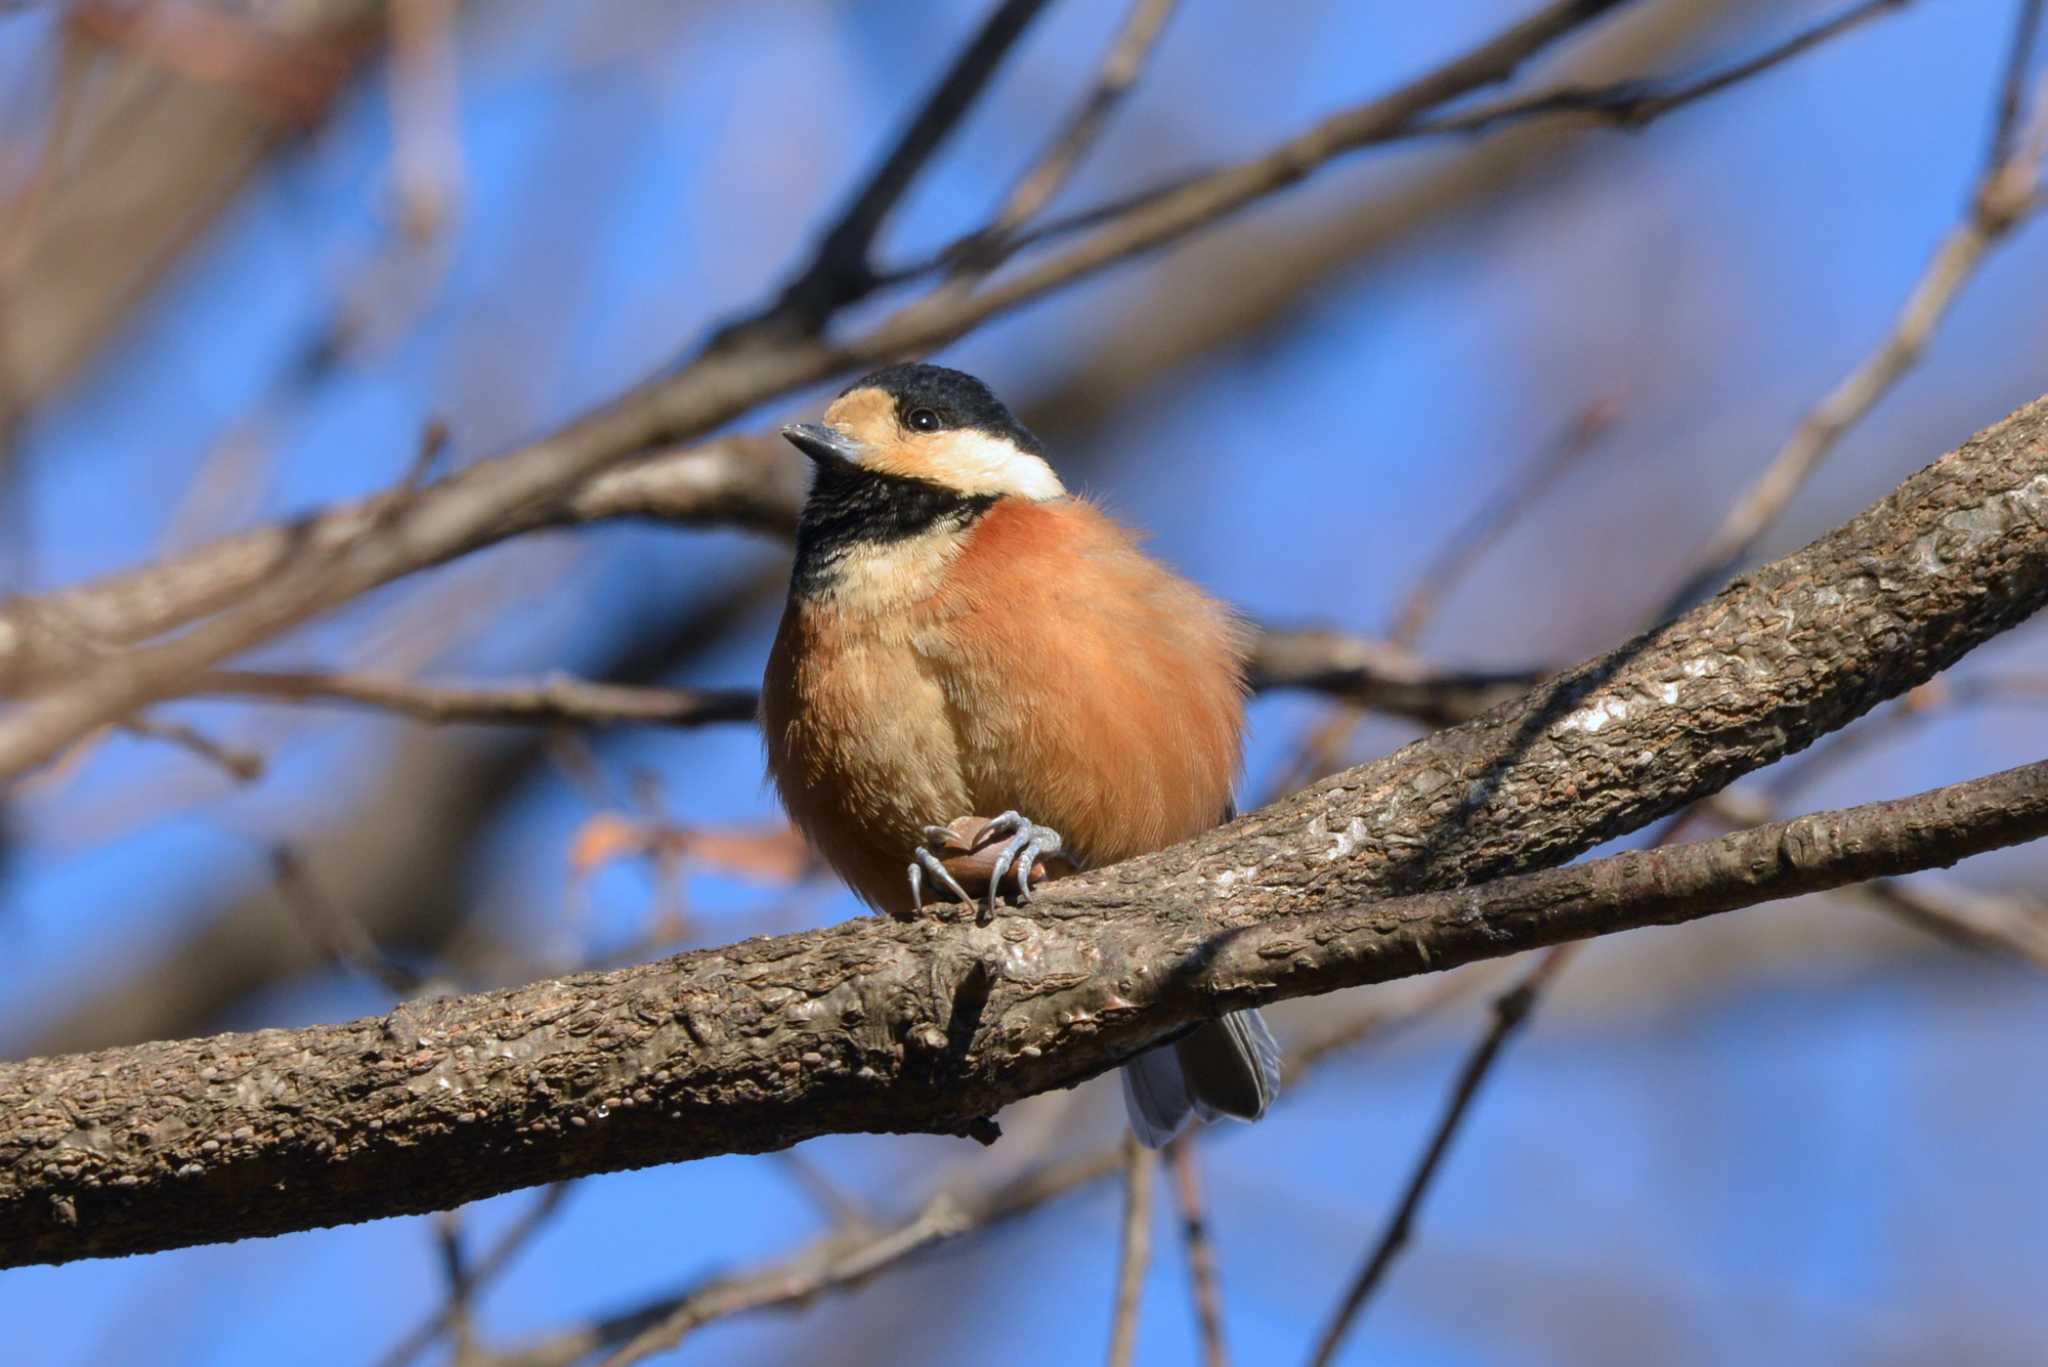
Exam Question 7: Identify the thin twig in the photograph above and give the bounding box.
[1659,64,2048,617]
[1390,398,1618,647]
[1107,1135,1156,1367]
[1988,0,2046,169]
[1418,0,1912,137]
[433,1209,478,1363]
[117,715,265,783]
[1308,946,1574,1367]
[196,670,759,730]
[377,1184,577,1367]
[882,0,1910,287]
[950,0,1181,278]
[268,845,423,996]
[722,0,1056,343]
[1165,1136,1229,1367]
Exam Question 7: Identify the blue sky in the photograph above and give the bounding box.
[3,1,2047,1362]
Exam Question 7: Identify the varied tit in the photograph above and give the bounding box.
[761,362,1279,1147]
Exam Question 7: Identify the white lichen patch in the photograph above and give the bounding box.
[1323,815,1370,862]
[1557,693,1634,735]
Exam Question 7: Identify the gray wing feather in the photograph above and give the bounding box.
[1120,1049,1195,1149]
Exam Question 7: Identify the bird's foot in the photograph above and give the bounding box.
[976,810,1063,914]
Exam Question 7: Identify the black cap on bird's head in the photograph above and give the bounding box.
[838,363,1046,455]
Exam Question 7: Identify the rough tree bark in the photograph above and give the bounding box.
[1,391,2044,1268]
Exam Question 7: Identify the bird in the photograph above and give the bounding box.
[760,361,1279,1148]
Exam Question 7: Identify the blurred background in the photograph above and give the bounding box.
[2,0,2047,1363]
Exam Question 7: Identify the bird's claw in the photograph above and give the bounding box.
[980,810,1063,914]
[907,840,974,913]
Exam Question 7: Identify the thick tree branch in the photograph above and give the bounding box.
[5,392,2048,1265]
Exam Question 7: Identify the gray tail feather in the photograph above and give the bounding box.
[1119,1008,1281,1149]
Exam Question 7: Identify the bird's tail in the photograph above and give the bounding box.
[1119,1008,1282,1149]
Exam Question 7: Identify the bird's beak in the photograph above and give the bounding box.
[781,422,865,467]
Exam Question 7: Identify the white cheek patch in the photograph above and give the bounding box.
[933,430,1066,501]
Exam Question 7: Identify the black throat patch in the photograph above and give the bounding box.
[791,463,997,597]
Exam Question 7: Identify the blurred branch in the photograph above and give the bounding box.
[590,1196,981,1367]
[198,671,759,731]
[1165,1136,1229,1367]
[948,0,1180,279]
[1660,64,2048,616]
[116,714,265,783]
[1246,629,1542,727]
[0,433,802,694]
[1988,0,2046,169]
[387,0,465,245]
[26,567,786,1056]
[1308,947,1571,1367]
[888,0,1908,287]
[483,1152,1118,1367]
[268,845,425,997]
[378,1183,576,1367]
[179,630,1541,734]
[1389,399,1617,648]
[0,1,390,406]
[718,0,1055,345]
[10,392,2048,1264]
[0,0,1647,778]
[1415,0,1911,137]
[1107,1137,1155,1367]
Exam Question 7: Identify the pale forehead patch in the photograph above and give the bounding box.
[824,387,896,446]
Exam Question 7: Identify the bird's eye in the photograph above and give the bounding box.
[905,408,943,433]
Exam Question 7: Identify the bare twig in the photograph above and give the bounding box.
[1418,0,1912,137]
[593,1196,980,1367]
[377,1184,576,1367]
[268,845,424,997]
[1165,1136,1229,1367]
[950,0,1181,278]
[1988,0,2046,169]
[196,670,759,730]
[1107,1136,1155,1367]
[885,0,1904,288]
[1660,66,2048,617]
[1308,946,1574,1367]
[117,715,265,783]
[432,1209,478,1363]
[0,0,1644,779]
[1390,399,1618,647]
[720,0,1056,344]
[1247,629,1543,727]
